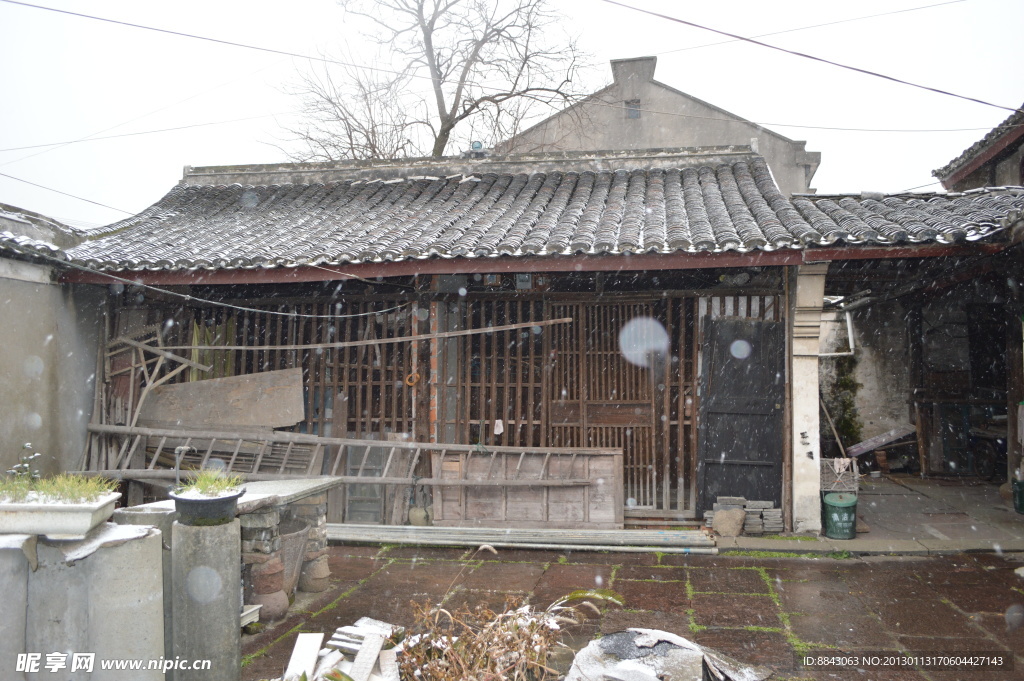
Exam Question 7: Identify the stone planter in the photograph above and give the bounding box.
[169,489,245,526]
[0,492,121,538]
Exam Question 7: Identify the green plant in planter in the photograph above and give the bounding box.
[1,444,117,503]
[175,469,244,498]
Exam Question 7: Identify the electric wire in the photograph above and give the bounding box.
[651,0,967,57]
[2,0,1017,129]
[598,0,1021,114]
[0,114,290,153]
[0,0,1011,215]
[0,171,134,215]
[3,242,414,320]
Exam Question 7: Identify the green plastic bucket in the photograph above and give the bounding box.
[1013,480,1024,515]
[823,492,857,540]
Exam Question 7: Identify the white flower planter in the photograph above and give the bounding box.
[0,493,121,538]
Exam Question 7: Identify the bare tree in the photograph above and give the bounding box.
[286,0,586,160]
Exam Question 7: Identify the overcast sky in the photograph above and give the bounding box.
[0,0,1021,230]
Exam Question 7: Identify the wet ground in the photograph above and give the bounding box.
[857,474,1024,545]
[242,545,1024,681]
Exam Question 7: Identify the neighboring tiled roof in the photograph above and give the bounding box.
[0,230,66,260]
[66,156,1024,272]
[795,188,1023,245]
[933,105,1024,180]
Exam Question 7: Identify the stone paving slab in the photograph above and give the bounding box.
[241,546,1024,681]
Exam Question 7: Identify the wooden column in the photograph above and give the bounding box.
[1007,293,1023,480]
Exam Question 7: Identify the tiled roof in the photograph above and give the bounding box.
[65,156,1024,272]
[933,105,1024,180]
[0,230,66,260]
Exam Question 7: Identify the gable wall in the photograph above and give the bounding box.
[501,79,816,196]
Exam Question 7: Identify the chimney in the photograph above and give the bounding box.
[610,56,657,85]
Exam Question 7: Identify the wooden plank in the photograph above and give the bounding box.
[283,632,324,681]
[846,424,917,458]
[137,368,305,430]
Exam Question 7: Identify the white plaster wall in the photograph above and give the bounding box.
[790,264,829,533]
[0,261,105,474]
[819,302,912,440]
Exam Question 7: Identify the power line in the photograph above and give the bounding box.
[599,0,1021,114]
[900,180,943,192]
[652,0,967,57]
[3,241,414,320]
[0,0,392,79]
[1,0,1011,145]
[0,171,134,214]
[0,113,289,153]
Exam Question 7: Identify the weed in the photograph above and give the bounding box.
[825,551,852,560]
[724,550,806,558]
[1,446,116,503]
[685,608,706,634]
[175,469,243,497]
[398,590,622,681]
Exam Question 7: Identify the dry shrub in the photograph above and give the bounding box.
[396,590,621,681]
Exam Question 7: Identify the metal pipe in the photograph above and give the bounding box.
[817,310,856,358]
[325,533,719,554]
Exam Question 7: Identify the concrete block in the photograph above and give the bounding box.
[113,503,175,669]
[85,529,165,680]
[241,526,278,542]
[239,510,279,529]
[745,501,774,509]
[26,542,90,662]
[172,520,241,681]
[241,536,281,554]
[0,540,30,680]
[290,493,327,507]
[716,496,747,505]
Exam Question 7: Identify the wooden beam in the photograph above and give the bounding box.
[111,337,212,372]
[83,469,592,487]
[153,317,573,352]
[87,423,619,456]
[59,243,1008,286]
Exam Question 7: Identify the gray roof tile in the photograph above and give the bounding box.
[65,157,1024,272]
[933,104,1024,181]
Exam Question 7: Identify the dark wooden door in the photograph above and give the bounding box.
[696,317,784,515]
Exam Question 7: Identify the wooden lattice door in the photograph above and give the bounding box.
[548,301,670,510]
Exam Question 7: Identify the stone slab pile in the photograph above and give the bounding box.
[705,497,783,536]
